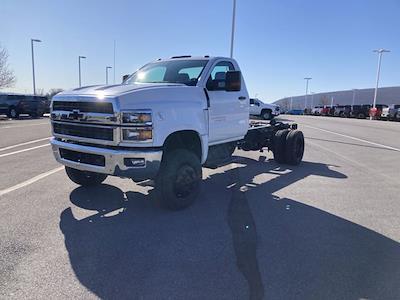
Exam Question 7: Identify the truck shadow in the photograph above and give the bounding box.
[60,155,400,300]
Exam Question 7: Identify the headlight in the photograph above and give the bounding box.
[122,128,152,141]
[121,110,153,142]
[122,111,152,125]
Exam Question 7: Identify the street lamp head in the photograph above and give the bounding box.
[79,56,86,59]
[106,66,112,69]
[31,39,42,43]
[373,49,390,53]
[304,77,312,80]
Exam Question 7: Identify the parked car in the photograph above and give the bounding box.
[381,104,400,121]
[249,98,280,120]
[333,105,344,117]
[311,106,323,115]
[334,105,352,117]
[369,104,388,119]
[350,104,371,119]
[0,94,47,118]
[320,106,331,116]
[286,109,303,115]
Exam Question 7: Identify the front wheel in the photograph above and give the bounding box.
[65,166,107,186]
[156,149,202,210]
[8,107,19,119]
[261,110,272,120]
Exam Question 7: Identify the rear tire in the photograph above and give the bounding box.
[156,149,202,210]
[272,129,289,164]
[8,107,19,119]
[65,166,107,186]
[285,130,305,165]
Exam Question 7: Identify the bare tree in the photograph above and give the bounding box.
[46,88,64,99]
[0,44,16,89]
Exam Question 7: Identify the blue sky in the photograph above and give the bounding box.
[1,0,399,102]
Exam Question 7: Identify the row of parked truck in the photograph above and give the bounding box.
[0,94,50,118]
[310,104,400,121]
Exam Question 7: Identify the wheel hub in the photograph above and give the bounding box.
[174,165,198,198]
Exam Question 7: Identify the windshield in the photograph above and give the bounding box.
[124,59,208,86]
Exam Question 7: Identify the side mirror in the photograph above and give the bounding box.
[225,71,241,92]
[122,74,129,82]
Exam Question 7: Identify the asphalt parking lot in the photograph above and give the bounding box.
[0,115,399,299]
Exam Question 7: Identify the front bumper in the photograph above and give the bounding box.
[51,138,162,181]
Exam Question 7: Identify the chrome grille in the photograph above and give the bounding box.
[53,122,114,141]
[52,101,114,114]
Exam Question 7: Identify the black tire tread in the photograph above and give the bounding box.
[273,129,289,164]
[65,167,107,186]
[285,130,305,165]
[156,149,202,210]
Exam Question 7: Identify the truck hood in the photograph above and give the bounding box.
[57,83,185,97]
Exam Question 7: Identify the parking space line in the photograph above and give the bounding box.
[303,124,400,152]
[0,166,64,197]
[0,137,51,152]
[0,144,50,158]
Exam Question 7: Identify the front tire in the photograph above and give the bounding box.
[65,166,107,186]
[261,110,272,120]
[8,107,19,119]
[156,149,202,210]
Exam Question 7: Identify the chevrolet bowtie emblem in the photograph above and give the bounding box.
[68,109,85,120]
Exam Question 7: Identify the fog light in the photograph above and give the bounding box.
[124,158,146,167]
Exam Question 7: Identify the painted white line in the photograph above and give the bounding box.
[0,166,64,197]
[0,122,49,129]
[0,144,50,158]
[0,137,51,152]
[303,124,400,152]
[306,140,398,184]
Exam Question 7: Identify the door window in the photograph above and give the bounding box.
[207,61,235,91]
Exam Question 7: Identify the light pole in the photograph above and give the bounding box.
[106,66,112,85]
[78,56,86,87]
[31,38,42,95]
[290,97,293,110]
[310,92,315,108]
[230,0,237,58]
[371,48,390,119]
[304,77,312,109]
[351,89,357,109]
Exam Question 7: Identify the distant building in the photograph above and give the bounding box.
[274,86,400,111]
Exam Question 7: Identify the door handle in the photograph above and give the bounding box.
[238,96,246,100]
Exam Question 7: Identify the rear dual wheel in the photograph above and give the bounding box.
[273,129,304,165]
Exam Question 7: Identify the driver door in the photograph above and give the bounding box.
[206,61,248,144]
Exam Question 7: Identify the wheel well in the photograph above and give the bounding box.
[163,130,202,160]
[261,109,272,114]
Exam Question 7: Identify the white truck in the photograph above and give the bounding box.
[51,56,304,210]
[249,98,280,120]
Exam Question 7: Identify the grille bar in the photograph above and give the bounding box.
[53,101,114,114]
[53,122,114,141]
